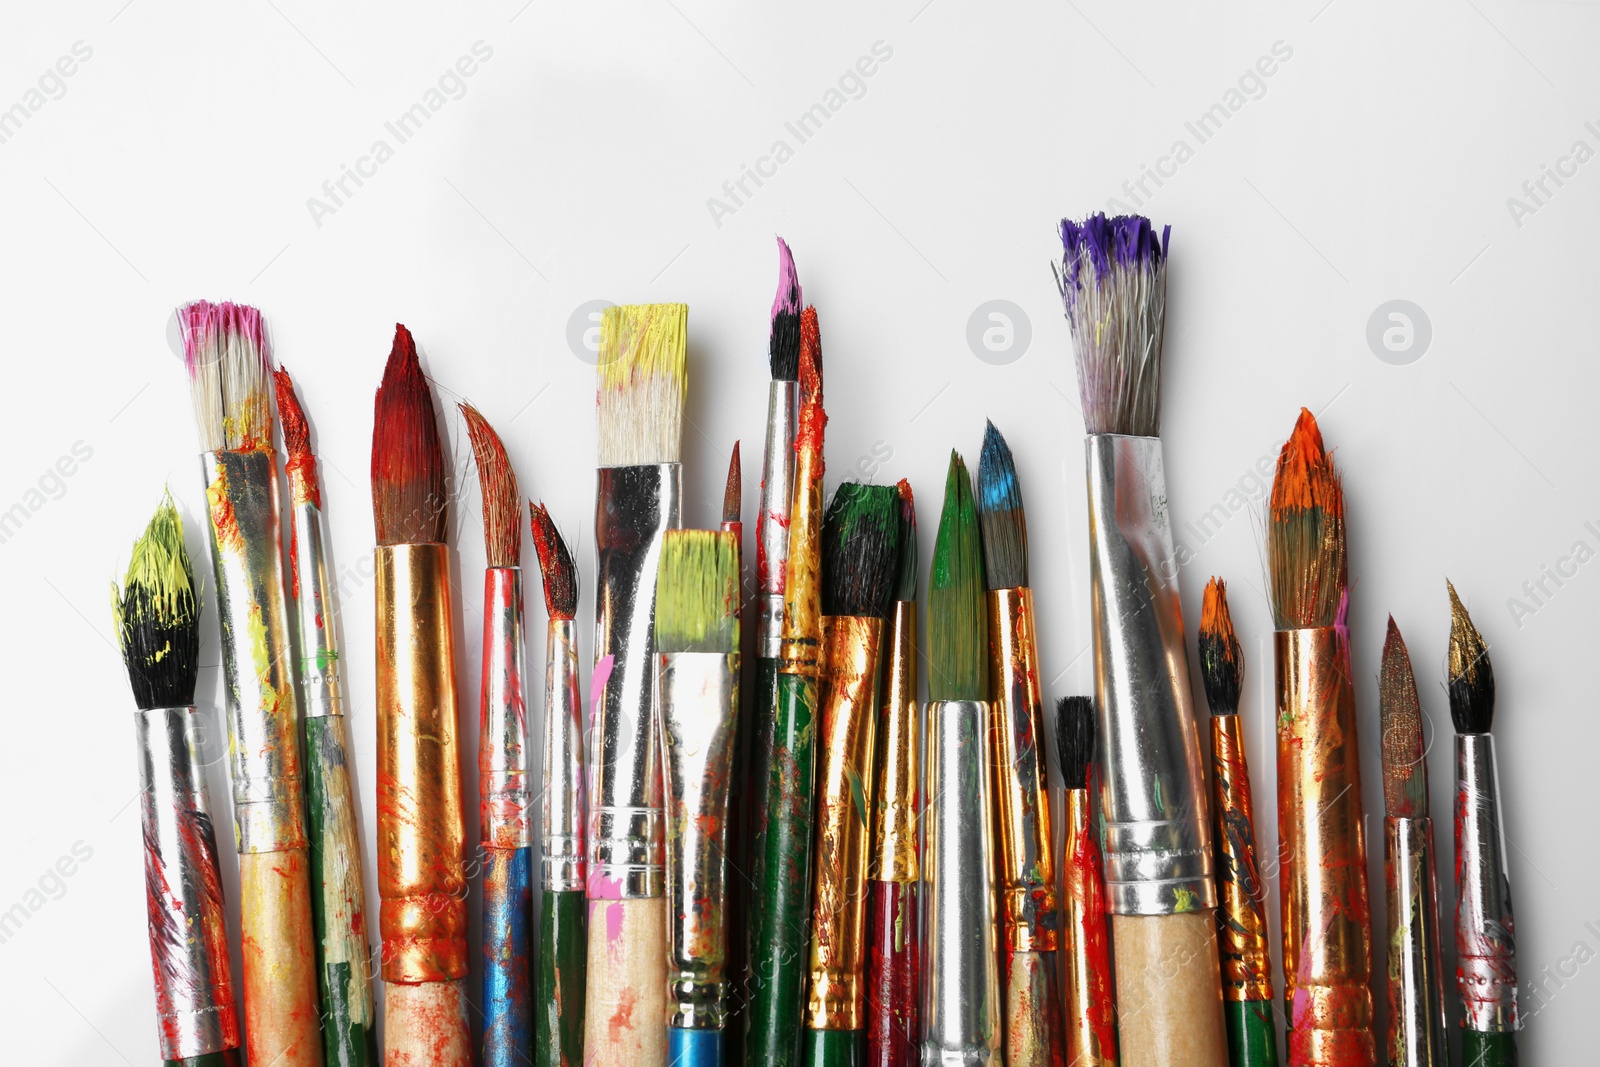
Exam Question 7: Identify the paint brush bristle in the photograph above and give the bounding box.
[529,502,577,621]
[460,404,521,568]
[655,529,740,654]
[770,237,802,382]
[1055,695,1096,791]
[1380,616,1429,819]
[1198,577,1243,716]
[1056,214,1170,436]
[179,300,273,452]
[928,451,985,702]
[597,303,687,467]
[722,443,741,526]
[1446,581,1495,735]
[821,483,901,619]
[114,491,201,711]
[273,366,322,509]
[892,478,917,603]
[371,324,448,546]
[976,419,1027,590]
[1267,408,1346,630]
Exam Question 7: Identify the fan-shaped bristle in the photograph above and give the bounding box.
[113,491,201,711]
[821,483,901,619]
[1055,695,1096,790]
[976,419,1027,590]
[460,404,521,567]
[1446,581,1495,735]
[529,502,577,621]
[371,324,448,546]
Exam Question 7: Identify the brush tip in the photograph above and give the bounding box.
[768,238,803,382]
[1446,580,1495,734]
[976,419,1026,590]
[114,491,201,710]
[1267,406,1346,629]
[371,323,448,545]
[654,529,740,654]
[893,478,917,603]
[1379,615,1429,817]
[529,502,577,620]
[1198,577,1243,715]
[1055,695,1096,790]
[460,403,521,567]
[722,443,741,525]
[597,303,688,466]
[821,482,901,619]
[928,451,985,701]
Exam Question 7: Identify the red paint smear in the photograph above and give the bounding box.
[1069,774,1116,1056]
[865,881,918,1067]
[529,501,577,620]
[607,986,637,1043]
[273,367,323,511]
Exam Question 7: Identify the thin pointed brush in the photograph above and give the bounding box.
[922,451,1001,1066]
[657,530,743,1067]
[462,404,534,1067]
[275,369,376,1067]
[719,442,752,1067]
[371,325,472,1064]
[977,420,1065,1067]
[1199,579,1277,1067]
[531,502,586,1067]
[1379,618,1448,1067]
[1266,409,1374,1067]
[1447,584,1519,1067]
[1056,696,1116,1067]
[588,303,687,1067]
[1057,216,1228,1067]
[178,301,322,1067]
[114,495,243,1067]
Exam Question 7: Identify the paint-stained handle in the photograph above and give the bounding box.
[385,980,472,1066]
[1112,911,1229,1067]
[1223,1000,1279,1067]
[238,849,324,1067]
[483,848,533,1067]
[737,659,781,1039]
[585,896,668,1067]
[1461,1031,1517,1067]
[1003,950,1065,1067]
[864,880,919,1067]
[167,1050,243,1067]
[537,889,587,1067]
[669,1027,725,1067]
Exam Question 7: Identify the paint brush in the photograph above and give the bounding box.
[461,403,534,1067]
[371,324,472,1064]
[115,493,243,1067]
[1199,579,1278,1067]
[744,239,803,1067]
[922,451,1001,1066]
[1447,584,1519,1067]
[1056,695,1116,1067]
[178,301,322,1067]
[530,502,586,1067]
[976,420,1065,1067]
[1056,215,1227,1066]
[866,479,920,1067]
[719,441,751,1067]
[1266,409,1374,1066]
[1379,618,1448,1067]
[747,302,825,1067]
[657,529,743,1067]
[588,302,687,1067]
[805,482,901,1067]
[274,368,377,1067]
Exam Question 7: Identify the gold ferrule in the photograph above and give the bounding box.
[779,444,824,677]
[1211,713,1275,1003]
[1275,626,1375,1063]
[987,587,1058,953]
[375,543,468,985]
[807,615,885,1031]
[871,599,919,883]
[1061,788,1117,1067]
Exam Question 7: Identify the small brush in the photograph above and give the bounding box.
[1056,695,1116,1067]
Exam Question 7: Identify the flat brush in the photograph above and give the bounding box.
[1199,579,1277,1067]
[976,420,1064,1067]
[1057,215,1226,1067]
[1056,696,1116,1067]
[1447,584,1519,1067]
[275,369,376,1067]
[371,325,471,1065]
[178,300,322,1067]
[114,494,243,1067]
[1379,618,1447,1067]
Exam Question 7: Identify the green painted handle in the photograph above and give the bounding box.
[537,889,587,1067]
[1224,1000,1278,1067]
[1462,1030,1517,1067]
[801,1027,863,1067]
[167,1050,241,1067]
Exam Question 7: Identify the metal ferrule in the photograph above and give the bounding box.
[136,705,241,1060]
[591,462,680,899]
[543,618,586,892]
[289,495,342,720]
[922,699,1001,1066]
[780,439,824,678]
[1456,734,1518,1033]
[1385,815,1448,1066]
[1210,713,1274,1003]
[481,567,533,849]
[986,587,1058,952]
[1060,787,1116,1067]
[872,599,919,884]
[756,380,799,657]
[375,542,468,984]
[199,449,306,853]
[1083,434,1212,915]
[658,650,741,1030]
[808,615,884,1031]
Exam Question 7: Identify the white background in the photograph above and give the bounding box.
[2,1,1597,1063]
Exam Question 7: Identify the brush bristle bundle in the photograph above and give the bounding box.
[460,404,521,567]
[179,300,273,452]
[893,479,917,603]
[1379,616,1429,818]
[114,492,201,710]
[529,502,577,620]
[655,529,739,654]
[1446,581,1495,734]
[769,237,802,381]
[1198,577,1243,715]
[597,303,687,467]
[273,366,322,510]
[976,419,1027,590]
[1055,695,1096,791]
[1267,408,1347,629]
[371,324,448,545]
[821,483,901,619]
[928,451,986,701]
[722,443,741,525]
[1056,214,1170,436]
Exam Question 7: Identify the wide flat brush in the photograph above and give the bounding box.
[1056,696,1116,1067]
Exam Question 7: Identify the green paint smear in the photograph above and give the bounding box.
[846,767,868,828]
[536,889,587,1067]
[927,452,984,701]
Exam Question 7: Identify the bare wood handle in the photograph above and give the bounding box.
[238,849,324,1067]
[384,980,471,1065]
[1111,911,1228,1067]
[585,897,668,1067]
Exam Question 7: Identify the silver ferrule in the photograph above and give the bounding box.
[543,618,586,891]
[922,699,1000,1066]
[658,650,741,1030]
[481,567,533,848]
[1084,433,1212,915]
[1456,734,1519,1032]
[1385,816,1448,1067]
[136,706,239,1060]
[289,496,342,719]
[200,449,306,853]
[590,462,681,898]
[756,379,799,657]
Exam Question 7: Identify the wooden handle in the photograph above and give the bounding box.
[482,848,534,1067]
[864,880,919,1067]
[238,849,323,1067]
[1003,950,1065,1067]
[1223,1000,1279,1067]
[384,980,471,1066]
[537,889,588,1067]
[585,896,668,1067]
[1112,911,1228,1067]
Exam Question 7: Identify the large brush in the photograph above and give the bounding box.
[1056,695,1116,1067]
